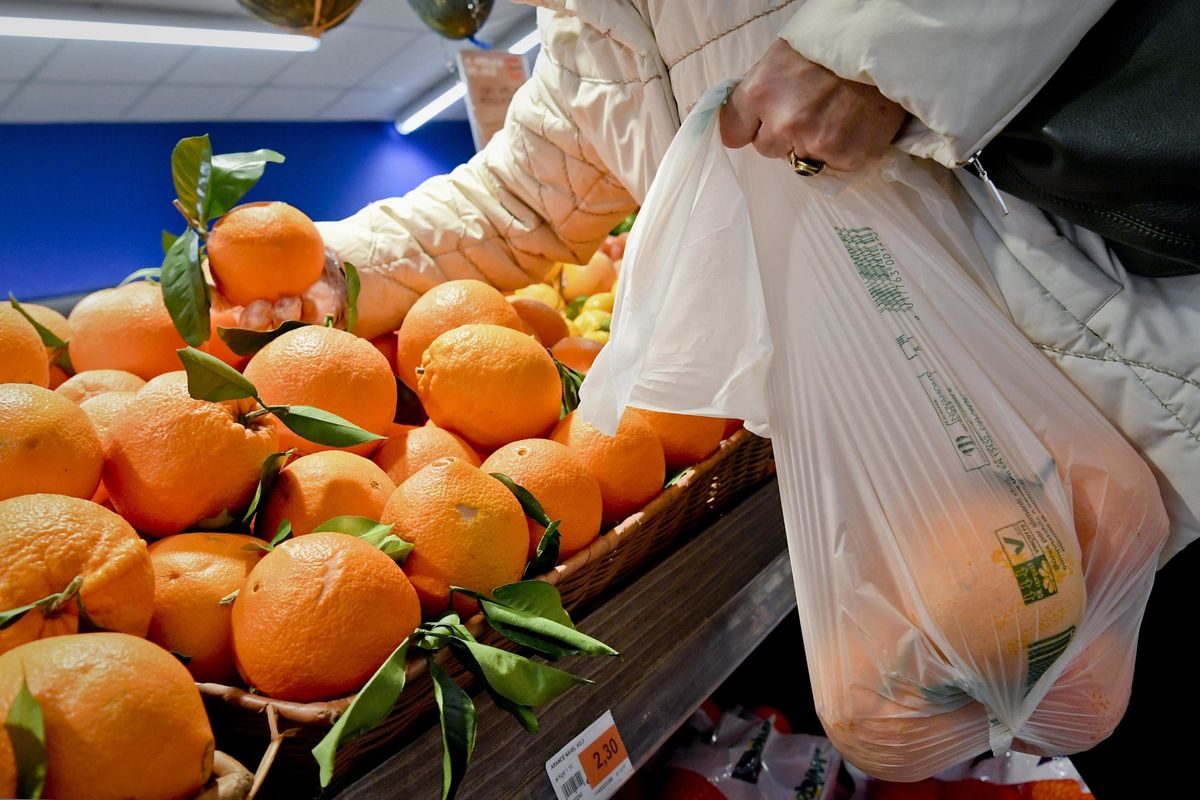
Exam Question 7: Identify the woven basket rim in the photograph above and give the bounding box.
[197,429,760,724]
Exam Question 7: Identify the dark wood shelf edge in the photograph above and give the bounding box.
[336,479,793,800]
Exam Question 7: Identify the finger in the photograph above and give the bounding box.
[751,117,801,160]
[240,299,274,331]
[271,296,302,327]
[719,84,761,148]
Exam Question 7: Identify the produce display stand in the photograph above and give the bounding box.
[335,479,792,799]
[200,431,777,797]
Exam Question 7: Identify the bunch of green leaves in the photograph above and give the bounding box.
[160,135,285,346]
[5,681,46,799]
[311,582,616,797]
[610,212,637,236]
[553,358,585,418]
[7,294,73,377]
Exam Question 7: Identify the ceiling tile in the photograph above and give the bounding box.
[161,48,300,86]
[227,86,343,120]
[340,0,430,30]
[358,34,463,90]
[125,84,254,120]
[318,87,407,120]
[0,81,18,107]
[0,39,61,81]
[0,82,146,121]
[35,40,191,84]
[270,27,407,88]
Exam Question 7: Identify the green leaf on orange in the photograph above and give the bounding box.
[244,449,294,529]
[177,346,258,403]
[273,405,385,447]
[431,660,476,800]
[4,679,46,800]
[217,319,309,357]
[161,228,210,346]
[205,149,285,220]
[171,134,213,228]
[344,262,361,334]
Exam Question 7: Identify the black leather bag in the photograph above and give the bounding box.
[979,0,1200,278]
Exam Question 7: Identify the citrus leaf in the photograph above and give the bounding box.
[0,598,46,631]
[5,679,46,799]
[492,582,573,627]
[52,347,74,376]
[312,638,410,788]
[171,134,212,227]
[610,212,636,235]
[177,346,258,402]
[161,229,179,255]
[217,319,309,357]
[313,515,391,538]
[375,535,414,563]
[344,262,361,334]
[481,600,616,660]
[195,508,237,530]
[564,295,588,320]
[0,577,83,631]
[449,645,540,734]
[449,639,589,707]
[206,149,285,220]
[243,519,290,552]
[7,294,68,349]
[161,228,210,346]
[554,359,585,417]
[273,405,385,447]
[244,449,294,528]
[489,473,553,528]
[522,521,560,579]
[665,467,692,488]
[170,650,192,665]
[431,660,476,800]
[120,267,162,285]
[415,614,471,651]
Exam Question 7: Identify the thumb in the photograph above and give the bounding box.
[719,84,761,148]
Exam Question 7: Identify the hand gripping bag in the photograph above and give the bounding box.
[579,82,1169,780]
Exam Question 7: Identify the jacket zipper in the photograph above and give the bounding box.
[966,154,1010,217]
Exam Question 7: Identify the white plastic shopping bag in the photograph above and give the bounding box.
[580,83,1169,780]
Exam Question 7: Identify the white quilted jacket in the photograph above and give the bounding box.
[319,0,1199,561]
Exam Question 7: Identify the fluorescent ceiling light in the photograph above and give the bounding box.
[395,82,467,134]
[0,16,320,52]
[395,28,537,135]
[507,29,540,55]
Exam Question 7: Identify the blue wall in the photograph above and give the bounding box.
[0,120,475,300]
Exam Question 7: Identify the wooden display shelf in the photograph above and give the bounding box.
[334,479,793,799]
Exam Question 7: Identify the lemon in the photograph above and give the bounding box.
[575,310,612,336]
[583,329,610,345]
[514,283,565,311]
[564,318,582,337]
[583,292,615,314]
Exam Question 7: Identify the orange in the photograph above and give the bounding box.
[258,450,396,538]
[79,390,138,504]
[147,533,264,684]
[0,384,102,501]
[381,458,527,617]
[0,303,49,386]
[560,251,617,301]
[370,332,399,375]
[634,409,724,471]
[20,303,71,388]
[723,418,744,439]
[395,279,525,389]
[67,282,187,379]
[104,383,278,536]
[417,324,561,450]
[481,439,603,561]
[0,494,154,656]
[198,300,245,367]
[513,283,565,311]
[0,632,214,800]
[550,410,666,526]
[243,324,395,456]
[54,368,146,403]
[551,336,604,374]
[139,369,188,396]
[231,533,420,701]
[508,296,569,346]
[206,201,325,306]
[372,422,482,486]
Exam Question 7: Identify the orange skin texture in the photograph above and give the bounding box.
[231,533,420,702]
[633,409,725,472]
[0,633,214,800]
[54,369,146,403]
[507,296,569,347]
[0,304,49,387]
[395,279,525,390]
[0,384,102,502]
[103,385,278,536]
[147,532,265,684]
[0,494,154,656]
[258,450,396,538]
[198,303,247,368]
[67,282,188,379]
[481,439,603,561]
[20,303,71,388]
[417,324,562,451]
[550,336,604,375]
[372,422,482,486]
[206,201,326,306]
[550,410,666,526]
[78,390,138,504]
[381,458,527,618]
[243,325,396,457]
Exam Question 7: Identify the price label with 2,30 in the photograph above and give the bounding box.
[546,710,632,800]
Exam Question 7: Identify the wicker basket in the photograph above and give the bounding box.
[200,430,773,795]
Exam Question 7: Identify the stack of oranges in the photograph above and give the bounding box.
[0,202,737,796]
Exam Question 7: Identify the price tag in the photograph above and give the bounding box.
[546,710,633,800]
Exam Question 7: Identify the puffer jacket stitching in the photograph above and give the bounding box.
[1035,345,1200,396]
[542,45,663,86]
[666,0,799,69]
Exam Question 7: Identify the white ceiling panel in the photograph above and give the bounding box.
[269,27,408,88]
[228,86,341,119]
[0,82,18,106]
[0,39,60,80]
[1,82,146,121]
[161,47,300,86]
[129,84,255,119]
[36,40,191,83]
[317,86,407,120]
[357,35,465,90]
